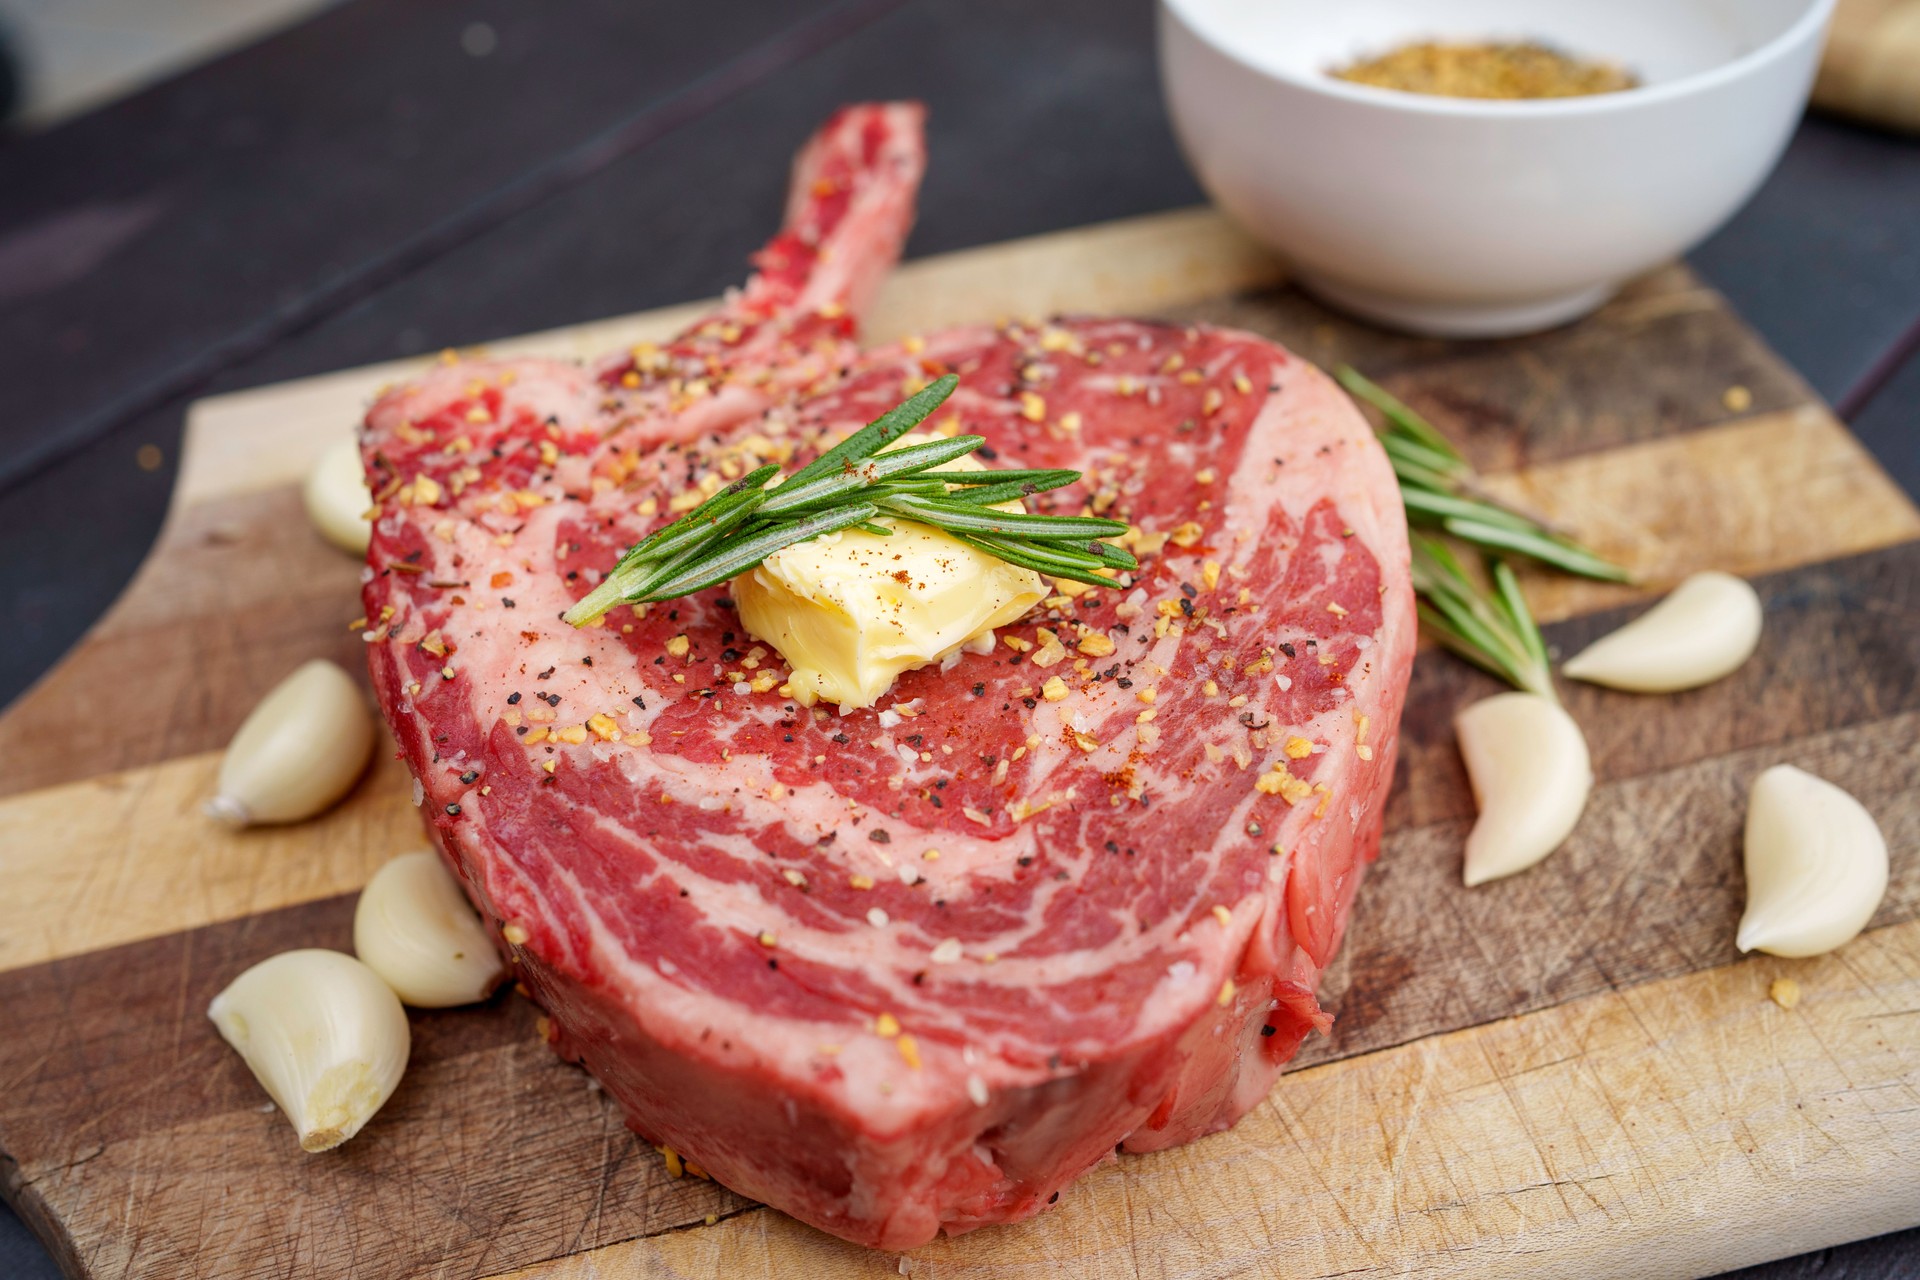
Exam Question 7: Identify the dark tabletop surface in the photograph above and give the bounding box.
[1,2,1916,1276]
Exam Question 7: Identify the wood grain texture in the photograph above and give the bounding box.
[1816,0,1920,134]
[2,209,1917,1279]
[1480,407,1920,613]
[0,899,743,1280]
[1395,541,1920,834]
[0,748,412,973]
[487,917,1920,1280]
[1311,705,1920,1069]
[1178,265,1817,470]
[0,487,371,802]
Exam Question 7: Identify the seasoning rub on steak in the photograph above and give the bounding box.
[360,102,1415,1249]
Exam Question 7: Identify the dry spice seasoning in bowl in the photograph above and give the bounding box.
[1159,0,1837,337]
[1331,41,1638,100]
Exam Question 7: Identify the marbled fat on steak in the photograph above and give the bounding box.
[360,103,1415,1249]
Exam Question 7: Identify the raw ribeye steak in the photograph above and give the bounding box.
[359,102,1414,1249]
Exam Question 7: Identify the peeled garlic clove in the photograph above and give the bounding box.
[355,851,505,1007]
[1737,764,1888,958]
[206,659,375,827]
[1562,571,1762,693]
[304,433,373,555]
[1456,691,1592,886]
[208,949,410,1152]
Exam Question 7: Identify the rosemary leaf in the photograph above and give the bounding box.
[566,514,742,625]
[974,531,1136,573]
[914,468,1080,489]
[1080,539,1140,569]
[1379,432,1470,480]
[634,504,881,602]
[1441,517,1632,583]
[1335,366,1466,466]
[1398,486,1538,532]
[615,465,778,568]
[876,494,1129,541]
[1492,560,1551,674]
[759,434,985,514]
[1410,535,1555,699]
[950,533,1120,587]
[781,374,960,489]
[627,481,770,566]
[1340,361,1630,583]
[939,479,1072,508]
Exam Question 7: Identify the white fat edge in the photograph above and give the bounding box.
[374,356,592,437]
[1218,357,1414,730]
[912,324,999,370]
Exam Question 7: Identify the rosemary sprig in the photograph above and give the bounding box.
[563,374,1138,626]
[1410,536,1555,700]
[1336,365,1630,584]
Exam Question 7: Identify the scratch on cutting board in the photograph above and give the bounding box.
[1115,1165,1148,1280]
[1268,1087,1390,1272]
[1382,1040,1437,1214]
[1470,1033,1591,1242]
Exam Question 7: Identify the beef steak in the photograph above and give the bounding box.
[360,102,1415,1249]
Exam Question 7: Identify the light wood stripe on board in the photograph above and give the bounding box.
[1486,404,1920,619]
[0,748,413,975]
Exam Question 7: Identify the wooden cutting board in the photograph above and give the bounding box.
[2,209,1916,1280]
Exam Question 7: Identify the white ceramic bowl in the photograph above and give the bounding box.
[1159,0,1835,337]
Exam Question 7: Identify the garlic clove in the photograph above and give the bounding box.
[1561,571,1762,693]
[206,659,376,827]
[1456,691,1592,887]
[304,434,373,555]
[208,949,410,1152]
[354,851,505,1007]
[1737,764,1888,958]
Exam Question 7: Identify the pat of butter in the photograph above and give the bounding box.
[734,437,1045,709]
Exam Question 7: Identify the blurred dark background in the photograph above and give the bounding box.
[0,1,1915,1276]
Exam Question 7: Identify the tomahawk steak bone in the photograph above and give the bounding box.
[360,102,1415,1249]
